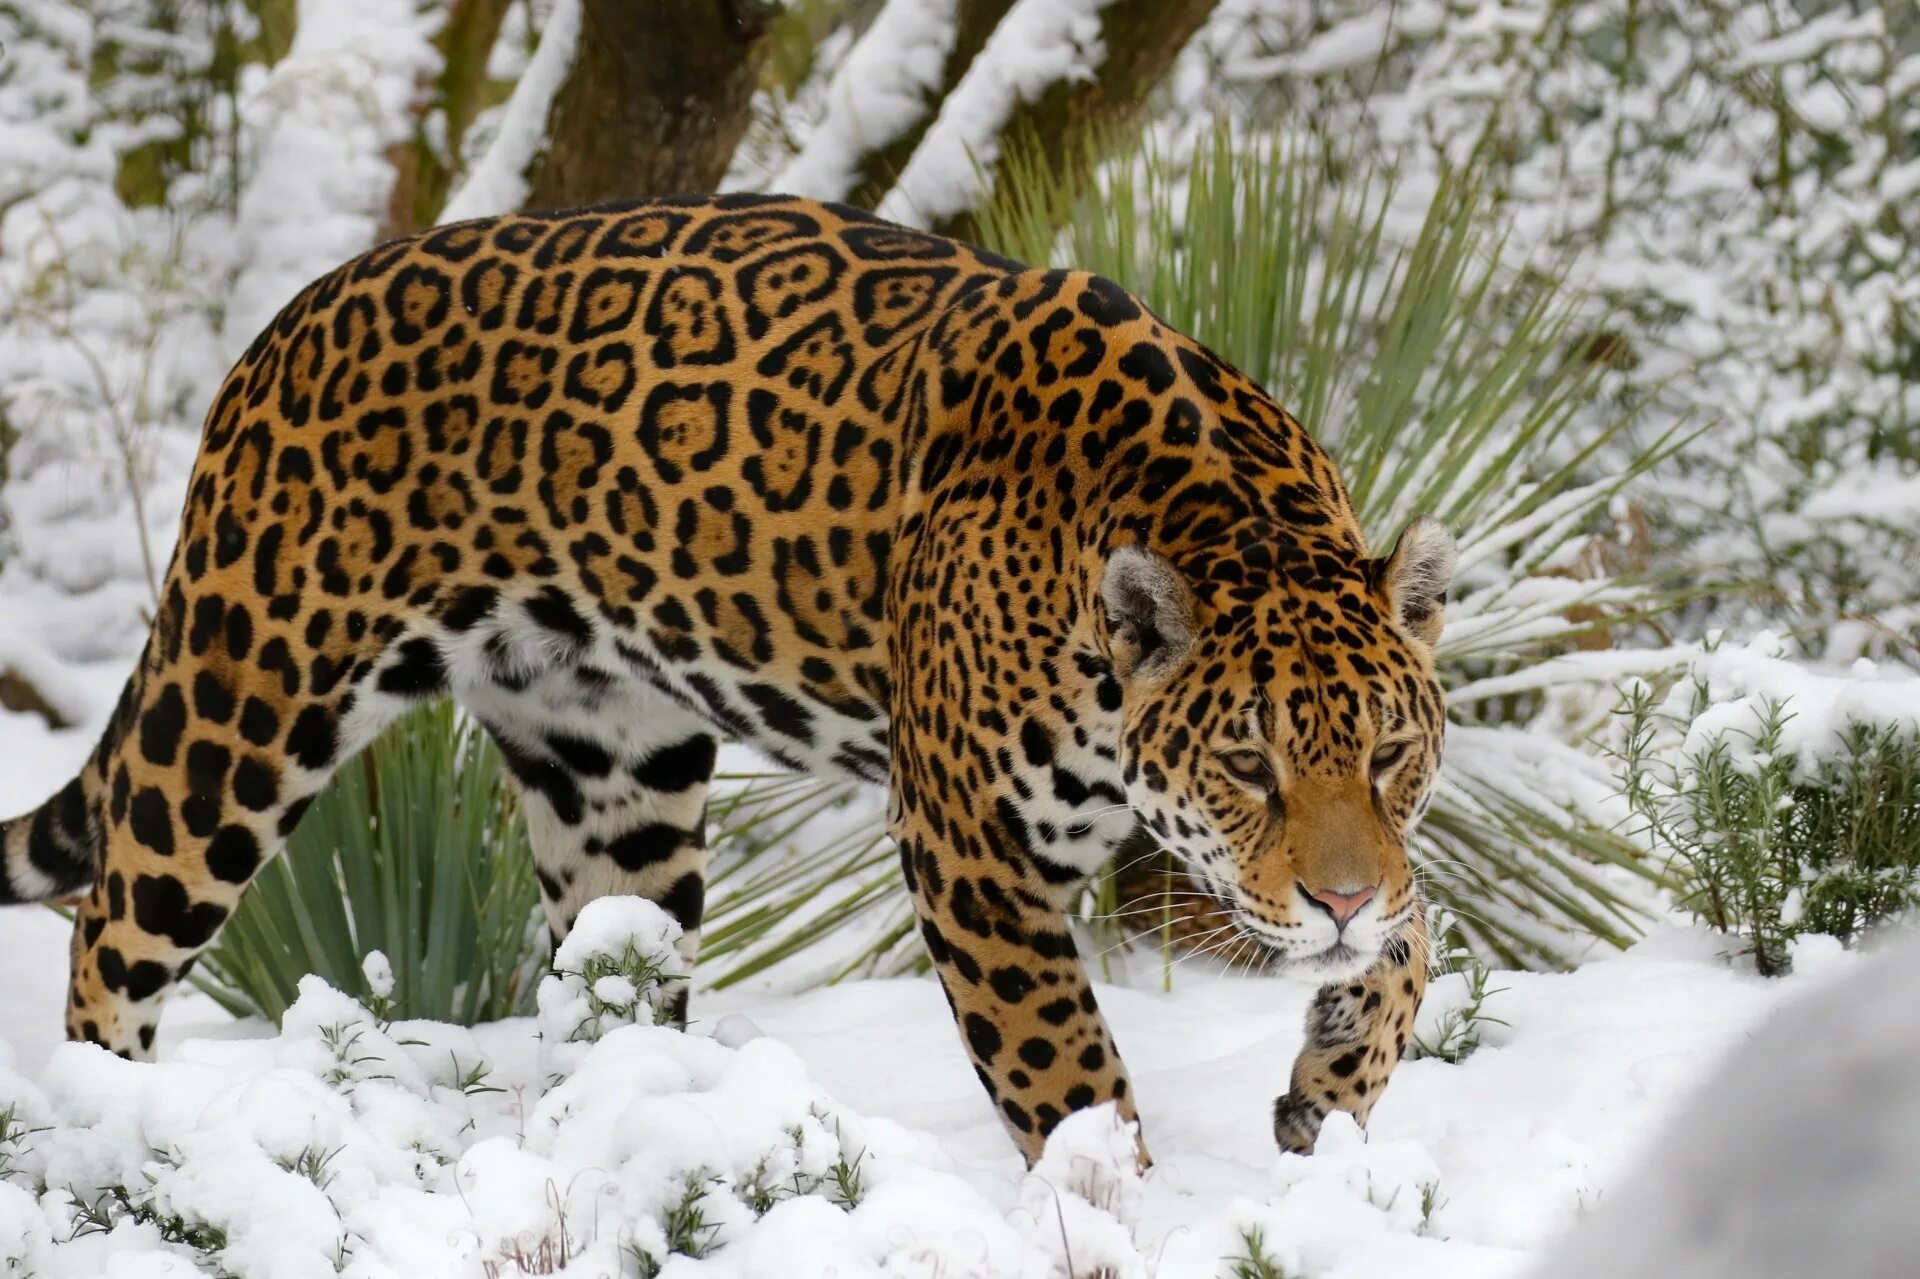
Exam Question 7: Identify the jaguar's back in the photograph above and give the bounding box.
[205,195,1020,781]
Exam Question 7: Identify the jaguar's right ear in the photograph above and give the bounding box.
[1101,545,1195,682]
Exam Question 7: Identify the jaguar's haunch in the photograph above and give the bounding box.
[0,195,1453,1162]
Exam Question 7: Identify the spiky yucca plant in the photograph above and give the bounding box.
[192,701,545,1024]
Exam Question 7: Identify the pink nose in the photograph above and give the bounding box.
[1301,883,1378,928]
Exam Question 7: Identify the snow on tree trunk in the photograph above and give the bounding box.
[876,0,1220,239]
[381,0,515,237]
[775,0,1017,208]
[438,0,583,221]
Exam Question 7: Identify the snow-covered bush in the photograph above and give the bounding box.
[1615,636,1920,973]
[0,961,883,1275]
[536,896,689,1072]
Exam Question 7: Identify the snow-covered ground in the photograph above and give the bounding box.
[0,866,1879,1277]
[0,710,1894,1277]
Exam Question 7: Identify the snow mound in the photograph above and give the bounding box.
[1017,1104,1148,1278]
[1527,932,1920,1278]
[0,970,946,1277]
[537,895,689,1074]
[0,904,1211,1278]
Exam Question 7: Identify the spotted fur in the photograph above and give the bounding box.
[0,195,1454,1162]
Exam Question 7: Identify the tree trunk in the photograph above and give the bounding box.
[385,0,515,237]
[524,0,777,209]
[933,0,1220,243]
[839,0,1017,211]
[242,0,297,65]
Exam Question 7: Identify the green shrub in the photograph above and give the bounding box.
[1407,908,1509,1063]
[1228,1227,1294,1279]
[192,701,545,1024]
[1616,684,1920,975]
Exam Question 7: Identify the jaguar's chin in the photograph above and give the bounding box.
[1289,940,1377,983]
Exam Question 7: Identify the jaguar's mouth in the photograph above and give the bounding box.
[1227,907,1380,981]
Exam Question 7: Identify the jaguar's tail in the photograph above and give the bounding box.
[0,675,132,904]
[0,773,99,904]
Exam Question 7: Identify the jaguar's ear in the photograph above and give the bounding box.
[1101,544,1195,682]
[1378,516,1456,648]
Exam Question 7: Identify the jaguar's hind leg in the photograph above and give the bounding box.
[67,621,445,1058]
[462,671,717,1024]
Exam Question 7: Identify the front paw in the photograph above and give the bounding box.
[1272,1092,1324,1154]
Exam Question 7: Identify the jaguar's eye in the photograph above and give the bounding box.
[1219,749,1274,788]
[1371,740,1409,776]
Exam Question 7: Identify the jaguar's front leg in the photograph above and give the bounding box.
[1274,905,1429,1153]
[893,821,1140,1164]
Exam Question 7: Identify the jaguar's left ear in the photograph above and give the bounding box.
[1101,544,1195,682]
[1377,516,1456,647]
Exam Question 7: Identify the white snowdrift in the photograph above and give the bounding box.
[1528,931,1920,1279]
[0,898,1895,1278]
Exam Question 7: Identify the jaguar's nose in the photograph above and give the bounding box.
[1298,881,1378,929]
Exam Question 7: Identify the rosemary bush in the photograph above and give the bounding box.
[1616,683,1920,975]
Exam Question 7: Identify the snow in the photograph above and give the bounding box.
[537,896,688,1072]
[360,953,395,1002]
[1634,633,1920,774]
[1229,10,1396,79]
[0,0,445,748]
[775,0,962,202]
[1015,1105,1148,1278]
[0,891,1892,1276]
[877,0,1114,226]
[1800,470,1920,525]
[1729,7,1884,72]
[438,0,580,222]
[221,0,441,345]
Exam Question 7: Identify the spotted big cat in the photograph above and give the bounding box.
[1,194,1454,1162]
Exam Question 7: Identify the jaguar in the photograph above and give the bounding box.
[0,194,1454,1163]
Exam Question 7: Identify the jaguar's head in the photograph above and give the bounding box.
[1102,516,1455,981]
